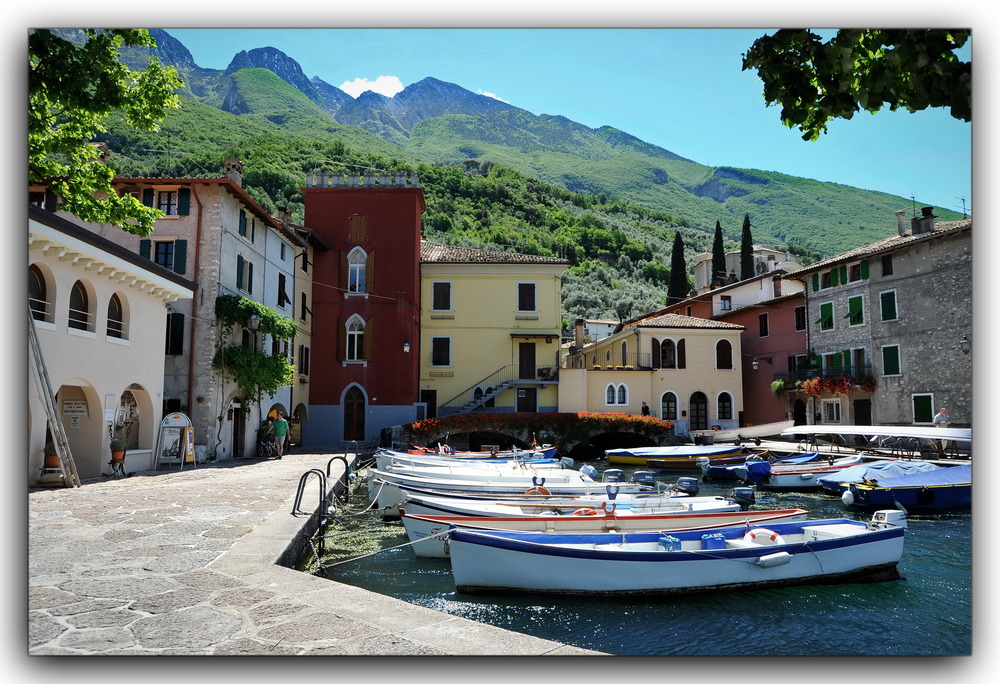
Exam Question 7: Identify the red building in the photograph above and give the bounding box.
[302,172,425,446]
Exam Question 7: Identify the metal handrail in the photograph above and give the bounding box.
[291,468,327,518]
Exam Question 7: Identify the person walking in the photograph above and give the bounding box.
[272,412,289,459]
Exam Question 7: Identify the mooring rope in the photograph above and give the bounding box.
[315,527,452,570]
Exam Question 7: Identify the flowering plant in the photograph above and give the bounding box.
[858,375,878,393]
[795,377,823,397]
[824,376,854,395]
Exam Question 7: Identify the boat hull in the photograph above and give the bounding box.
[449,520,905,595]
[844,483,972,509]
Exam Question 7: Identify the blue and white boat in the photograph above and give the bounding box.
[448,511,907,596]
[842,464,972,510]
[816,460,942,495]
[733,453,869,490]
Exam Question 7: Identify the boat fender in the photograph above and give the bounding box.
[917,488,935,506]
[743,528,785,545]
[756,551,792,568]
[524,486,551,496]
[841,490,856,506]
[571,507,599,516]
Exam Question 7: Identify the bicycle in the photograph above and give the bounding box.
[256,429,277,459]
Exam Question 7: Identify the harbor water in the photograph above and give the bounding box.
[318,463,972,656]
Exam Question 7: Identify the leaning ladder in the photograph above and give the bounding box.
[28,305,81,487]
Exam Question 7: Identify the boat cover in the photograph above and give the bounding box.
[606,445,745,458]
[816,461,940,489]
[860,464,972,488]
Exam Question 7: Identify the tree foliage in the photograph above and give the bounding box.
[742,29,971,141]
[740,214,754,280]
[28,29,183,234]
[668,231,690,304]
[711,220,726,287]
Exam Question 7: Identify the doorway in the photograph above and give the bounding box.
[519,342,536,380]
[344,386,366,441]
[516,387,537,413]
[231,401,245,458]
[689,392,708,430]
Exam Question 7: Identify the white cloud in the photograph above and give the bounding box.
[339,76,405,98]
[478,90,508,103]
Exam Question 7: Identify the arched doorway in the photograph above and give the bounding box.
[689,391,709,431]
[344,386,366,441]
[793,399,808,426]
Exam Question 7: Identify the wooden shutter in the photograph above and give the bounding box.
[860,260,869,279]
[811,273,819,291]
[363,318,374,360]
[830,268,839,287]
[366,251,375,292]
[139,239,151,259]
[173,240,187,274]
[840,265,848,284]
[247,261,253,295]
[236,255,244,290]
[177,188,190,215]
[651,338,660,369]
[166,312,185,355]
[142,189,154,207]
[880,291,897,320]
[677,339,686,369]
[238,211,247,236]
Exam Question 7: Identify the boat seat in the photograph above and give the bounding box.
[726,539,757,549]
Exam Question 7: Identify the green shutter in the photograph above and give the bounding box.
[880,291,897,320]
[840,265,848,284]
[173,240,187,274]
[139,239,151,259]
[812,274,819,291]
[845,296,863,323]
[830,269,839,287]
[882,346,900,375]
[817,302,833,329]
[236,255,244,290]
[247,261,253,294]
[177,188,190,215]
[142,189,154,207]
[239,212,247,236]
[913,395,933,422]
[860,260,869,279]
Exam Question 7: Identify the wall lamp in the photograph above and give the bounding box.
[247,314,260,331]
[403,340,411,354]
[752,356,773,372]
[959,334,971,355]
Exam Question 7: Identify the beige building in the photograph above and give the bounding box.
[28,205,196,484]
[418,242,568,417]
[560,314,745,435]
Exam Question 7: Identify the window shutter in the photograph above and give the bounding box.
[173,240,187,274]
[236,255,244,290]
[677,339,686,368]
[830,268,839,287]
[651,338,660,369]
[166,312,185,355]
[247,261,253,294]
[139,239,151,259]
[177,188,190,215]
[339,252,348,291]
[880,291,897,320]
[239,212,247,236]
[363,318,374,360]
[338,319,346,362]
[860,260,869,279]
[811,273,819,291]
[142,189,154,207]
[366,251,375,292]
[883,346,900,375]
[840,265,848,284]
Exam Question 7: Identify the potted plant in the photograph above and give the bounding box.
[770,379,787,398]
[110,436,127,462]
[43,441,59,469]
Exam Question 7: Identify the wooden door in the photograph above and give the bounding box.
[343,387,366,441]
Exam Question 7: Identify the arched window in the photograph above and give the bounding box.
[605,349,612,365]
[689,391,709,430]
[617,384,628,404]
[107,294,126,339]
[28,265,51,322]
[606,384,617,405]
[620,340,628,366]
[68,280,91,331]
[348,248,367,293]
[660,391,678,420]
[346,316,365,361]
[716,339,733,369]
[718,391,733,420]
[660,339,676,369]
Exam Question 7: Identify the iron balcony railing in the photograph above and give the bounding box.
[439,364,560,411]
[772,364,875,384]
[561,352,653,370]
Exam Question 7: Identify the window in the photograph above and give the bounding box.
[912,394,934,423]
[238,211,256,241]
[280,243,286,261]
[620,340,628,366]
[277,273,291,308]
[718,392,733,420]
[822,399,842,423]
[817,302,834,331]
[140,239,187,275]
[298,344,311,377]
[605,384,628,405]
[882,345,901,376]
[846,295,864,326]
[68,280,91,331]
[236,255,253,294]
[720,295,732,311]
[165,312,184,355]
[517,282,536,312]
[715,339,733,369]
[349,214,368,242]
[794,305,806,331]
[345,316,365,362]
[106,294,126,339]
[881,255,893,277]
[660,339,677,369]
[157,190,178,215]
[848,261,869,282]
[300,292,310,322]
[758,313,769,338]
[431,337,451,366]
[660,392,678,420]
[432,282,452,311]
[348,249,367,293]
[142,188,190,216]
[28,265,50,322]
[820,272,832,289]
[880,291,898,321]
[685,306,692,316]
[617,385,628,404]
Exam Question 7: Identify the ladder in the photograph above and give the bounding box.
[28,305,81,487]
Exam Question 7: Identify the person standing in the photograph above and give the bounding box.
[272,412,289,459]
[641,401,650,417]
[932,407,951,457]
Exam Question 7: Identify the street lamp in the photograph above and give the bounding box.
[403,340,411,354]
[752,356,772,372]
[247,314,260,331]
[959,334,971,355]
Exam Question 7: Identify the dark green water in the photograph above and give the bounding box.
[319,468,972,656]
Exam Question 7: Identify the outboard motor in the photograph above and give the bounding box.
[602,468,625,483]
[673,477,700,497]
[696,456,711,481]
[632,470,655,487]
[730,487,756,511]
[579,464,598,481]
[559,457,575,469]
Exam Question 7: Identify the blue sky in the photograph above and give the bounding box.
[163,27,972,216]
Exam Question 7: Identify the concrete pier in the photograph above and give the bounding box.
[27,451,600,656]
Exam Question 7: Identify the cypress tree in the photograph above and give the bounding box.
[740,213,754,280]
[668,231,690,304]
[711,220,726,287]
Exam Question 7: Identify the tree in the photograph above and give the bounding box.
[742,29,971,141]
[740,214,754,280]
[667,231,690,304]
[711,220,726,287]
[29,29,183,235]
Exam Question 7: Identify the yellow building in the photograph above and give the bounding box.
[419,242,568,417]
[560,314,745,436]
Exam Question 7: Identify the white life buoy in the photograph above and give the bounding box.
[743,527,785,545]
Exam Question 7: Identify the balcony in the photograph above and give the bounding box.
[562,352,653,371]
[773,364,874,384]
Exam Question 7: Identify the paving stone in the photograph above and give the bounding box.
[58,626,136,652]
[131,605,245,649]
[28,611,67,647]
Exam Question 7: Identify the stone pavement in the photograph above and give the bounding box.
[27,451,600,656]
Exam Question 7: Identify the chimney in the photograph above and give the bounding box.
[277,205,292,224]
[896,210,908,236]
[575,319,585,350]
[223,157,244,187]
[911,206,936,235]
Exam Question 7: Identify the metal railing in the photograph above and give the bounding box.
[562,352,653,370]
[773,364,875,383]
[439,364,560,411]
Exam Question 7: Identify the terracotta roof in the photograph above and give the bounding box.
[420,241,569,265]
[786,219,972,277]
[623,313,744,330]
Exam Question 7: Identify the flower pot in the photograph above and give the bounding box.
[44,453,60,469]
[111,451,126,463]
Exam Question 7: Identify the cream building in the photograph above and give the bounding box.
[560,313,745,435]
[418,242,568,417]
[28,205,196,484]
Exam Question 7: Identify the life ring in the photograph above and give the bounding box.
[917,488,935,506]
[571,507,599,516]
[524,486,551,496]
[743,528,785,545]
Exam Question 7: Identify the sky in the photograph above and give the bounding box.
[158,25,973,216]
